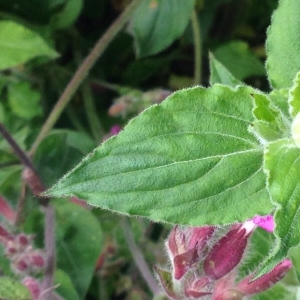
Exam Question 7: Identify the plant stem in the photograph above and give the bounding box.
[0,123,36,171]
[41,205,56,300]
[191,9,202,85]
[29,0,143,156]
[122,218,160,296]
[82,81,104,143]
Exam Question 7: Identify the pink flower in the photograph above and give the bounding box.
[236,259,292,295]
[166,225,214,280]
[252,215,275,232]
[204,221,256,280]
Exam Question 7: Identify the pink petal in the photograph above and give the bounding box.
[252,215,275,232]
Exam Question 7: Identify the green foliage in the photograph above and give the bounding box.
[8,82,42,120]
[0,0,299,299]
[0,21,58,70]
[130,0,194,57]
[54,200,103,298]
[209,53,241,87]
[266,0,300,89]
[0,277,31,300]
[213,40,265,80]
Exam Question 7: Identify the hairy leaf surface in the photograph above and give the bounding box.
[46,86,272,226]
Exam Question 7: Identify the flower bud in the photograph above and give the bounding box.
[236,259,292,295]
[22,277,41,300]
[167,225,214,280]
[30,252,45,268]
[16,234,30,248]
[204,221,255,280]
[15,256,29,272]
[0,224,14,243]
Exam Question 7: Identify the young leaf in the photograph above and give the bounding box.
[251,93,289,142]
[266,0,300,89]
[130,0,194,57]
[46,85,273,226]
[209,52,241,87]
[0,21,58,70]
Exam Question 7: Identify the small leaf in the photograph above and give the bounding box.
[209,52,241,87]
[8,82,42,120]
[130,0,194,57]
[251,93,288,142]
[213,40,265,80]
[0,277,31,300]
[266,0,300,89]
[46,85,272,226]
[288,71,300,118]
[0,20,58,70]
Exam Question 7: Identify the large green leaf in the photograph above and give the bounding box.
[266,0,300,89]
[46,85,272,226]
[0,21,58,70]
[55,200,103,298]
[130,0,194,57]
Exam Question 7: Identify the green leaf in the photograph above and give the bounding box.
[0,277,31,300]
[209,52,241,87]
[266,0,300,89]
[55,200,103,298]
[50,0,83,29]
[54,269,80,300]
[8,82,42,120]
[0,21,58,70]
[130,0,194,57]
[213,40,265,80]
[33,131,91,187]
[259,139,300,277]
[289,71,300,118]
[46,85,273,226]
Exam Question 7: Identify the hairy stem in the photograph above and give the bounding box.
[191,9,202,85]
[122,218,160,296]
[29,0,142,156]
